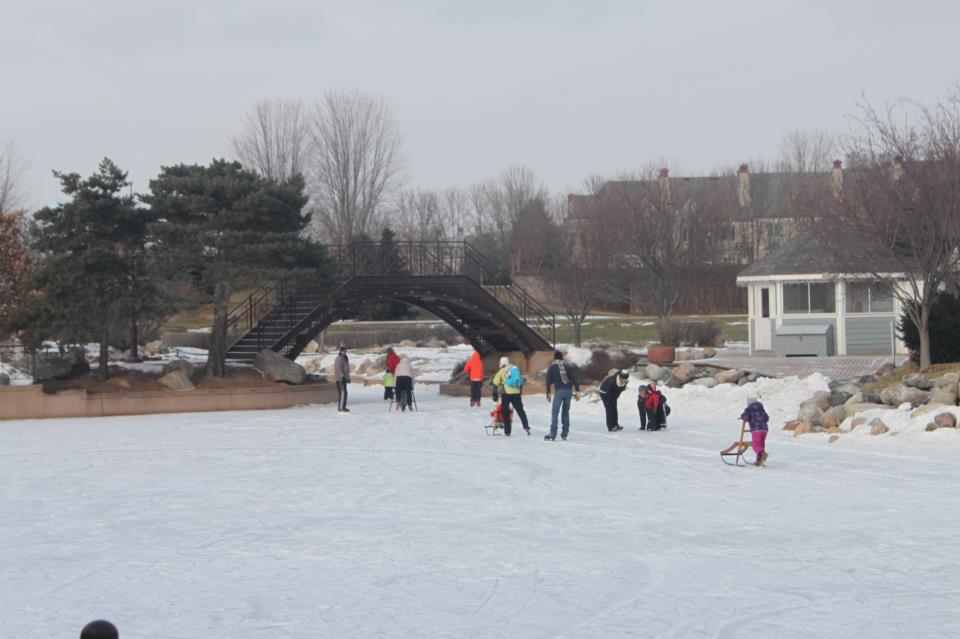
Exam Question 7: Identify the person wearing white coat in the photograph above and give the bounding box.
[394,355,415,411]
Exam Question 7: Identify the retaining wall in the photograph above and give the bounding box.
[0,384,338,421]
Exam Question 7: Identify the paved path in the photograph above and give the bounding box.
[688,355,895,380]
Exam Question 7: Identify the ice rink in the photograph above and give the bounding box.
[4,382,960,638]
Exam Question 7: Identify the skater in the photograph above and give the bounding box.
[80,620,119,639]
[492,356,530,436]
[463,349,485,407]
[395,355,415,411]
[598,370,629,431]
[544,350,581,440]
[640,383,670,431]
[334,346,350,413]
[382,369,396,401]
[740,395,769,466]
[385,347,400,376]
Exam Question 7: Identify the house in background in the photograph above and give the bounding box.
[736,229,911,357]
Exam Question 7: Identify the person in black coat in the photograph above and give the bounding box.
[598,370,629,431]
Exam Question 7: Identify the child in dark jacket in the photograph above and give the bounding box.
[740,395,769,466]
[637,384,669,430]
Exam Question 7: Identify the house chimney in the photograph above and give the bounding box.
[832,159,843,198]
[658,168,671,206]
[737,163,751,207]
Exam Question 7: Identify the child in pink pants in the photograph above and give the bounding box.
[740,395,769,466]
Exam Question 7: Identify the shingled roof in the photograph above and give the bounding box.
[738,226,907,278]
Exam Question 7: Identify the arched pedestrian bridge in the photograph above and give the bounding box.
[225,241,556,362]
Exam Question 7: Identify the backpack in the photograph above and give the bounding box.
[505,364,523,388]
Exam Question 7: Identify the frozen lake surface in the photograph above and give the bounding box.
[4,382,960,638]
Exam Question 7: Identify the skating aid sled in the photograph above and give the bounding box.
[720,422,758,466]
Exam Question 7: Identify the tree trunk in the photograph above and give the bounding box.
[128,314,139,361]
[207,281,231,377]
[573,319,583,347]
[918,305,931,370]
[98,324,110,382]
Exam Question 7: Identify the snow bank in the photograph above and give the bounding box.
[840,404,960,442]
[636,371,833,434]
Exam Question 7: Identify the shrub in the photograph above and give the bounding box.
[656,319,723,347]
[900,291,960,364]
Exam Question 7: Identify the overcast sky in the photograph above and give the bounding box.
[3,0,959,208]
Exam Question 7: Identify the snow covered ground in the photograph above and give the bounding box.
[5,377,960,638]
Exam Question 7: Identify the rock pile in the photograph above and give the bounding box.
[637,363,765,389]
[791,367,960,438]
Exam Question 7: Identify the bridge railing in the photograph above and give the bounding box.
[226,240,556,351]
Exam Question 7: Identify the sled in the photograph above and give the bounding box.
[720,423,758,466]
[485,405,512,436]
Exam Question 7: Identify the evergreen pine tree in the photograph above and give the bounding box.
[10,159,165,380]
[145,159,331,376]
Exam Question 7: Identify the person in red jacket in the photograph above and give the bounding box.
[385,347,400,375]
[462,350,485,407]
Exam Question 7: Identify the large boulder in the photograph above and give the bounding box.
[933,372,960,388]
[823,406,848,431]
[904,373,933,390]
[879,385,929,407]
[829,391,853,407]
[929,383,958,406]
[875,363,897,378]
[797,402,824,426]
[869,418,889,435]
[302,340,320,355]
[715,368,747,385]
[253,350,306,385]
[793,422,813,437]
[935,412,958,429]
[675,350,696,362]
[810,391,833,412]
[34,350,91,381]
[672,363,696,385]
[836,383,861,396]
[692,377,717,389]
[158,370,195,391]
[701,347,717,359]
[162,359,202,382]
[644,364,672,383]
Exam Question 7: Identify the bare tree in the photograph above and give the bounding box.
[599,166,726,320]
[395,188,442,240]
[307,91,406,242]
[826,93,960,369]
[231,98,310,182]
[777,129,837,174]
[544,191,608,346]
[0,140,29,214]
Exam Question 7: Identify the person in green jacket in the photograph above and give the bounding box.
[491,356,530,436]
[383,370,396,401]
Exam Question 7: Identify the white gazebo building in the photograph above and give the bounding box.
[737,230,911,357]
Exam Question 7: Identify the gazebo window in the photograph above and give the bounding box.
[846,281,894,313]
[783,282,836,314]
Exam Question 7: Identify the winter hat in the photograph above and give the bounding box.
[499,356,509,367]
[80,620,119,639]
[553,350,564,360]
[339,345,347,353]
[618,369,630,379]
